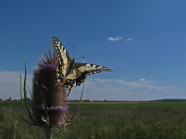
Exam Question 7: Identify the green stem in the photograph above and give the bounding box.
[10,117,17,139]
[42,126,52,139]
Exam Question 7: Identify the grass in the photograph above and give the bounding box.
[1,101,186,138]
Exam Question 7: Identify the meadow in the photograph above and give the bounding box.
[1,101,186,139]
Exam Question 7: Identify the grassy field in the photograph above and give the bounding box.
[1,101,186,139]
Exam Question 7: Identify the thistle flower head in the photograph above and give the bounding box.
[30,48,68,128]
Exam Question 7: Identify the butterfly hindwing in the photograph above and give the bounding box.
[76,63,113,73]
[73,63,113,86]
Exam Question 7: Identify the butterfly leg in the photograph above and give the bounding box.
[67,88,71,96]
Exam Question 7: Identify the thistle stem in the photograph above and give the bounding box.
[42,126,52,139]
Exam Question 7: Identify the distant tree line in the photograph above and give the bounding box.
[68,99,186,102]
[1,97,186,102]
[7,97,11,101]
[68,99,137,102]
[0,97,32,101]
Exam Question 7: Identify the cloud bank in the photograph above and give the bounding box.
[0,70,32,100]
[0,70,179,101]
[69,78,178,101]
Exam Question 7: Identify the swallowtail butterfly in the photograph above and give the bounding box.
[52,37,113,94]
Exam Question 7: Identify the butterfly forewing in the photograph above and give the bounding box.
[52,37,71,77]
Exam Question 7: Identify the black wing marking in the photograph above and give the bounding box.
[52,37,71,77]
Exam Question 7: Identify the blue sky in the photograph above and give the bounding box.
[1,0,186,101]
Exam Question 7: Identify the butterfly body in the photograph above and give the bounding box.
[52,37,113,93]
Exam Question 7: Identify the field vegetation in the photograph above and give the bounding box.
[1,101,186,139]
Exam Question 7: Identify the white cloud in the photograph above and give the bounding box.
[69,78,179,101]
[108,37,123,41]
[107,37,133,42]
[90,79,173,91]
[124,38,133,42]
[0,70,180,101]
[140,79,146,81]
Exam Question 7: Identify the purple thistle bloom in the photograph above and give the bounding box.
[29,102,69,112]
[38,61,57,71]
[31,48,68,129]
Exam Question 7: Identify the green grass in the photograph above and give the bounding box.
[2,101,186,109]
[69,101,186,108]
[1,101,186,138]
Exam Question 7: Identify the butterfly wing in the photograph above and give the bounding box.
[52,37,76,92]
[71,63,113,86]
[52,37,71,78]
[52,37,113,93]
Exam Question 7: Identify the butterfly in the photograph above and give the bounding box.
[52,37,113,95]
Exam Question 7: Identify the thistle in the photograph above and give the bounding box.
[18,48,69,139]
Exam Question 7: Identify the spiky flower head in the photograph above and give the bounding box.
[30,48,68,129]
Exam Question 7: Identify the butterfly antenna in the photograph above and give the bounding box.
[73,45,75,58]
[73,45,85,59]
[74,56,85,59]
